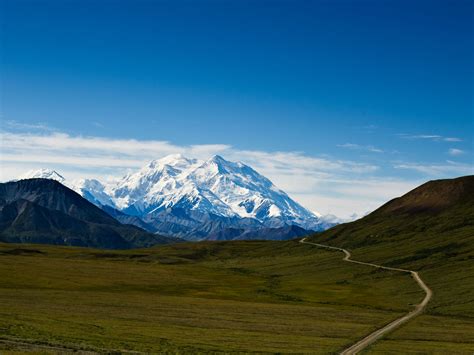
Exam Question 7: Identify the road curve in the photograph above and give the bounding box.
[299,237,432,355]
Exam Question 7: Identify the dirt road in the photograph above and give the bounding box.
[299,237,432,355]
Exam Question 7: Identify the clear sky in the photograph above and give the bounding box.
[1,0,473,218]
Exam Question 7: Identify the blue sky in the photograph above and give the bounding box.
[1,0,473,217]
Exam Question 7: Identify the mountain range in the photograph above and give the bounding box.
[19,154,337,240]
[0,179,176,249]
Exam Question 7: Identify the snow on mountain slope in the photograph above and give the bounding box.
[18,170,114,209]
[69,179,115,207]
[187,155,320,227]
[19,169,66,183]
[103,154,322,230]
[110,154,226,216]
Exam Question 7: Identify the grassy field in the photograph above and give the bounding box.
[0,239,424,354]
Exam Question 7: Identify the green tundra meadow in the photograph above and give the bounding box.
[0,240,420,353]
[0,236,473,354]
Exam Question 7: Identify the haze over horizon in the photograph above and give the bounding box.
[1,0,473,218]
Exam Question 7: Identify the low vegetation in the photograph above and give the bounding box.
[0,240,422,353]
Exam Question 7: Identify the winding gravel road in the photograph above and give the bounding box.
[299,237,432,355]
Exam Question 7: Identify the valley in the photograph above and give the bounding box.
[1,174,473,353]
[0,240,424,353]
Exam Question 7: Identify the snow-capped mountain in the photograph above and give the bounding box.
[18,169,112,207]
[69,178,115,207]
[19,169,66,183]
[107,154,321,229]
[16,155,337,240]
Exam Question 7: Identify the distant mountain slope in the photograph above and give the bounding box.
[309,175,474,319]
[206,224,311,241]
[0,179,177,249]
[100,204,157,233]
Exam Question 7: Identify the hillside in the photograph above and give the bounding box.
[0,179,177,249]
[308,175,474,352]
[312,175,474,260]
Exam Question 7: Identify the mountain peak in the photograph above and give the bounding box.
[160,153,186,161]
[209,154,227,163]
[19,169,65,183]
[147,154,199,170]
[198,155,236,175]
